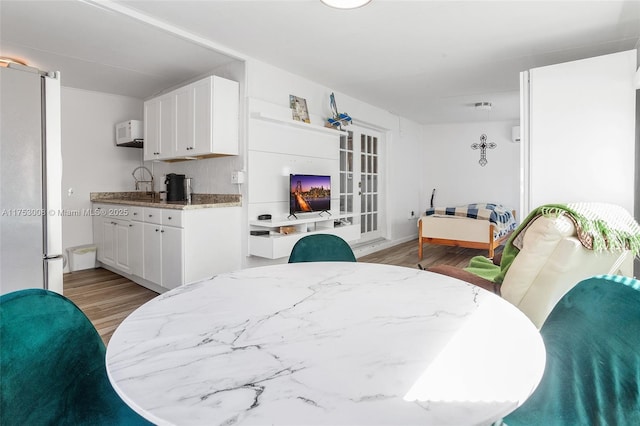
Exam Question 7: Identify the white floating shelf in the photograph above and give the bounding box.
[251,112,347,136]
[249,212,354,228]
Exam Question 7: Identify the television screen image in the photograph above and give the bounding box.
[290,174,331,215]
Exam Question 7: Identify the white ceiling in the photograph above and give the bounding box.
[1,0,638,124]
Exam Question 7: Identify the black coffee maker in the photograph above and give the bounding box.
[165,173,186,202]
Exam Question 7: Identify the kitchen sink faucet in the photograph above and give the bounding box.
[132,166,154,194]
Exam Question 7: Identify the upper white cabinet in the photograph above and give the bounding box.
[144,75,239,161]
[143,97,161,160]
[143,94,177,160]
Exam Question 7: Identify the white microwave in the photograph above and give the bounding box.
[115,120,143,147]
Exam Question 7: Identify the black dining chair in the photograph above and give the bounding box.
[288,234,356,263]
[501,274,640,425]
[0,288,152,426]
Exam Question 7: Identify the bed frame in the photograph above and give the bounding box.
[418,211,515,260]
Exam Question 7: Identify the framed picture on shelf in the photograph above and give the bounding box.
[289,95,310,123]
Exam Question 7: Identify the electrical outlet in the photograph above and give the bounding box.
[231,171,245,184]
[408,210,417,220]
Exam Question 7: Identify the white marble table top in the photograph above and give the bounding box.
[106,262,545,426]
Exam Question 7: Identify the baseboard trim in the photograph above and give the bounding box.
[352,235,416,258]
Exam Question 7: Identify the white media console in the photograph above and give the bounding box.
[249,213,359,259]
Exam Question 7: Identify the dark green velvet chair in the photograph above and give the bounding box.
[503,274,640,426]
[288,234,356,263]
[0,288,151,426]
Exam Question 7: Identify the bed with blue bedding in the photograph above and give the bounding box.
[418,203,517,260]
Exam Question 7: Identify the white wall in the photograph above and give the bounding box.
[389,118,424,239]
[61,87,143,271]
[523,50,636,215]
[421,121,521,217]
[244,59,423,263]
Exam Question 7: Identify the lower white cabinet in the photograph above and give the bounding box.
[93,203,241,293]
[142,221,183,290]
[128,220,143,277]
[94,215,131,274]
[114,219,131,273]
[142,222,161,286]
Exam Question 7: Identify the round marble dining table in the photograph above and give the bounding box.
[106,262,545,426]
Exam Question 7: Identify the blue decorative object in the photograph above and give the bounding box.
[327,92,352,130]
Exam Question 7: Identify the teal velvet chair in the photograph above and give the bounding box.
[503,275,640,425]
[288,234,356,263]
[0,288,151,426]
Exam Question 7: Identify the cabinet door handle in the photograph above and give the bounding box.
[133,212,137,216]
[168,216,172,220]
[155,228,159,232]
[129,224,133,227]
[160,229,164,233]
[149,214,153,218]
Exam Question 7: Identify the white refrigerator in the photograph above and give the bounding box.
[0,64,63,295]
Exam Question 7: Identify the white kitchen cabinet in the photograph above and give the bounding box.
[184,76,239,157]
[143,97,161,160]
[142,219,184,290]
[93,202,240,293]
[174,87,190,157]
[182,207,241,283]
[142,222,162,286]
[143,94,178,161]
[114,219,131,273]
[93,206,132,274]
[159,225,183,290]
[143,75,239,161]
[99,217,115,265]
[128,219,143,278]
[159,94,178,158]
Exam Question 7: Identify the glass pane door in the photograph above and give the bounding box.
[339,126,383,242]
[339,131,355,217]
[359,132,380,239]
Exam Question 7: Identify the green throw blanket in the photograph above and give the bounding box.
[464,203,640,285]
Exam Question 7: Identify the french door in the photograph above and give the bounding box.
[339,126,383,242]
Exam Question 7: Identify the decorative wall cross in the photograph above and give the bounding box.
[471,134,496,166]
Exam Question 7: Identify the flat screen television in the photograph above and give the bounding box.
[289,174,331,217]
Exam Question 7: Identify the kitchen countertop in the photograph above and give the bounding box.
[90,192,241,210]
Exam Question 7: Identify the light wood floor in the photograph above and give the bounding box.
[64,240,491,344]
[64,268,159,345]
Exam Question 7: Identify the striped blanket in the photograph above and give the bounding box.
[424,203,517,239]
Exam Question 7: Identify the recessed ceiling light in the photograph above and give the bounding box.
[321,0,372,10]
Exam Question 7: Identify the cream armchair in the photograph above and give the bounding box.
[429,205,637,329]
